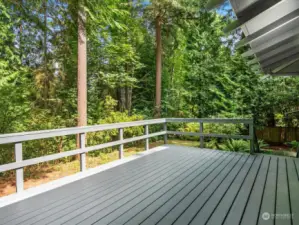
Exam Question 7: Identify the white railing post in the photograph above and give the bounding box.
[15,142,24,193]
[249,123,254,154]
[164,122,167,144]
[119,128,124,159]
[200,122,204,148]
[144,125,149,151]
[79,133,86,171]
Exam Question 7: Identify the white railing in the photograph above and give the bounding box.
[0,118,254,193]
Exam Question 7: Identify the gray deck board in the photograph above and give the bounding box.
[240,156,270,225]
[61,151,212,225]
[188,155,249,225]
[173,154,245,225]
[222,155,264,225]
[11,149,201,225]
[90,152,221,225]
[108,152,226,225]
[286,159,299,224]
[96,152,223,225]
[2,149,195,225]
[157,153,239,225]
[205,155,256,225]
[0,149,183,219]
[257,157,277,225]
[275,158,291,225]
[53,150,205,225]
[137,152,233,225]
[1,145,299,225]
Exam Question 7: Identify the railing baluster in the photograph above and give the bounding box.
[163,123,167,144]
[79,133,86,171]
[119,128,124,159]
[15,142,24,193]
[144,125,149,151]
[200,122,204,148]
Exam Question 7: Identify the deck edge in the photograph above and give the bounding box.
[0,145,170,208]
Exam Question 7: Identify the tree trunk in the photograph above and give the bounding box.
[43,0,49,103]
[19,0,23,62]
[77,3,87,149]
[126,86,132,115]
[43,0,47,68]
[267,112,276,127]
[155,15,162,118]
[118,87,126,112]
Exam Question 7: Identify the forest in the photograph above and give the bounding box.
[1,0,299,194]
[1,0,299,133]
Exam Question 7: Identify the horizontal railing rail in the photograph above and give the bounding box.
[167,131,251,140]
[166,118,253,124]
[0,119,166,145]
[166,118,255,154]
[0,118,254,194]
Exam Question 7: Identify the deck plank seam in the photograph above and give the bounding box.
[168,153,239,225]
[187,155,250,225]
[51,150,213,225]
[93,152,224,225]
[224,156,264,224]
[292,159,299,181]
[203,155,255,225]
[107,151,226,225]
[171,154,243,225]
[0,149,186,220]
[6,150,200,225]
[217,156,258,225]
[256,157,271,225]
[1,151,195,224]
[274,157,278,225]
[136,152,235,225]
[32,151,204,225]
[74,151,219,225]
[2,147,295,225]
[286,159,293,225]
[148,152,235,225]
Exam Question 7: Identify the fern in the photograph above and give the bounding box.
[221,139,250,152]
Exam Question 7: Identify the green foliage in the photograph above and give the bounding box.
[175,120,242,136]
[205,139,220,150]
[287,141,299,151]
[220,139,250,152]
[1,0,299,170]
[258,139,269,149]
[87,111,144,156]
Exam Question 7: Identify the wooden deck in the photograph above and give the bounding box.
[0,145,299,225]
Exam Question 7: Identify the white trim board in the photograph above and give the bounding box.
[0,145,169,208]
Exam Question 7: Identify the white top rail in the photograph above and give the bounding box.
[0,119,166,145]
[166,118,253,124]
[0,118,253,145]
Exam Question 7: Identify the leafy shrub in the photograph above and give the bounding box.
[220,139,250,152]
[177,123,199,141]
[173,122,243,135]
[258,139,269,149]
[287,141,299,151]
[204,123,244,135]
[205,139,220,150]
[87,111,144,156]
[168,120,244,142]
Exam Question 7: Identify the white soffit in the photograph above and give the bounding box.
[228,0,299,75]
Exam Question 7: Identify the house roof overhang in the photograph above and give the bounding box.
[206,0,299,76]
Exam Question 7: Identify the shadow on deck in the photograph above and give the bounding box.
[0,145,299,225]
